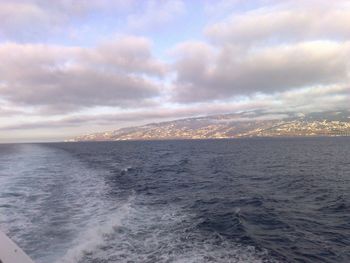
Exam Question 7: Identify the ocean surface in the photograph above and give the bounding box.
[0,138,350,263]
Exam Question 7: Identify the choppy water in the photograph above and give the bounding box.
[0,138,350,263]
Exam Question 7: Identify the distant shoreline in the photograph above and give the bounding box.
[64,134,350,143]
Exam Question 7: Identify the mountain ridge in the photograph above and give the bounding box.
[67,110,350,142]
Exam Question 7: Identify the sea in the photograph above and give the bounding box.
[0,138,349,263]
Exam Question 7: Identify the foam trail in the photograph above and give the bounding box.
[58,198,134,263]
[56,195,277,263]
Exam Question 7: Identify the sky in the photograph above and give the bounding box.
[0,0,349,142]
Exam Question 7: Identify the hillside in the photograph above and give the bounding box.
[67,110,350,142]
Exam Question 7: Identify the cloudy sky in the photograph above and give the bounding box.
[0,0,349,142]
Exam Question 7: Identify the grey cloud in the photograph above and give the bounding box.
[0,37,166,113]
[0,109,194,131]
[83,36,166,76]
[173,41,350,102]
[205,1,350,45]
[277,85,350,112]
[172,1,350,105]
[3,84,348,132]
[0,106,26,116]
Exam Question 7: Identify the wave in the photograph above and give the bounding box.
[55,193,278,263]
[57,196,135,263]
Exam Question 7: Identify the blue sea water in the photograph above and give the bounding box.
[0,138,350,263]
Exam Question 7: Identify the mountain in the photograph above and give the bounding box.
[67,110,350,142]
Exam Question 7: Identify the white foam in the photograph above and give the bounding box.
[57,197,134,263]
[55,195,279,263]
[0,144,123,262]
[121,166,133,173]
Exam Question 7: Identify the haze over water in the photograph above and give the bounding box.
[1,137,349,263]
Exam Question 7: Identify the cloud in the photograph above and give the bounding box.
[0,106,25,117]
[0,0,134,40]
[1,0,350,142]
[0,1,50,39]
[0,0,188,41]
[277,84,350,112]
[172,40,350,102]
[83,36,166,76]
[0,36,166,113]
[205,1,350,45]
[170,1,350,104]
[2,84,349,132]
